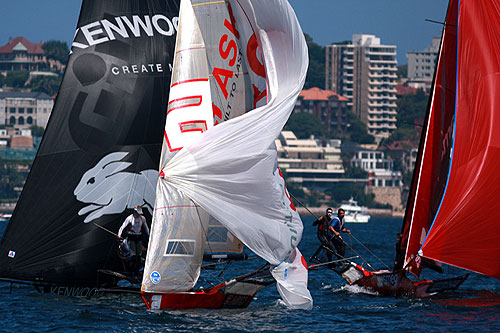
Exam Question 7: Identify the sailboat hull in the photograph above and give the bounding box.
[342,263,468,297]
[141,279,268,310]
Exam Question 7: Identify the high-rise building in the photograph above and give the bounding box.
[406,36,440,91]
[325,34,398,140]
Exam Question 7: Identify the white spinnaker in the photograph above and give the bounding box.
[272,248,313,310]
[142,0,213,293]
[163,0,311,307]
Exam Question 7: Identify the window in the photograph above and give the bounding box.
[164,239,196,256]
[27,116,33,124]
[9,116,15,125]
[9,108,15,113]
[27,108,33,114]
[18,108,24,114]
[18,116,25,125]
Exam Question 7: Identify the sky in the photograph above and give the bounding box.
[1,0,449,64]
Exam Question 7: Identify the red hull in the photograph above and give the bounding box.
[340,263,468,297]
[142,279,267,310]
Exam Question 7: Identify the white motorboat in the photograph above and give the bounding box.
[340,198,370,223]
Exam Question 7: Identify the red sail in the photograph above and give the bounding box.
[419,0,500,279]
[401,0,458,275]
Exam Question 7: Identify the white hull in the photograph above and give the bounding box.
[343,213,370,223]
[340,198,370,223]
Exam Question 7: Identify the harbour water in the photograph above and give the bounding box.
[1,217,499,332]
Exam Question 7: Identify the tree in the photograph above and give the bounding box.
[397,64,408,79]
[27,75,61,95]
[397,89,428,129]
[381,88,428,146]
[284,112,326,139]
[304,34,325,89]
[29,125,45,137]
[4,71,29,88]
[42,40,69,64]
[345,111,375,144]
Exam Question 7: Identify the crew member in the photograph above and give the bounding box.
[330,208,351,258]
[312,208,337,264]
[118,206,150,274]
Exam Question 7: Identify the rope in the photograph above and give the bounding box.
[309,256,359,269]
[335,235,375,271]
[350,234,390,270]
[289,192,320,219]
[289,192,377,271]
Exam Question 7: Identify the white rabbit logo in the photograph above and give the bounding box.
[74,151,158,223]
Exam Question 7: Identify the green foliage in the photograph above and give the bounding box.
[284,112,326,139]
[27,75,61,95]
[4,71,29,88]
[346,111,375,144]
[0,158,30,200]
[380,128,418,147]
[397,64,408,79]
[331,40,351,45]
[397,89,428,129]
[42,40,69,64]
[344,166,368,179]
[29,125,45,137]
[304,34,325,89]
[382,89,428,146]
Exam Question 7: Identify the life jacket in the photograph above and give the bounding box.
[317,215,332,237]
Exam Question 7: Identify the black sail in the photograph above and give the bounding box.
[0,0,179,287]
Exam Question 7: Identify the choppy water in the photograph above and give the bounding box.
[1,217,499,332]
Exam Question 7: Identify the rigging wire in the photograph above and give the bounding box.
[350,234,390,270]
[289,191,378,271]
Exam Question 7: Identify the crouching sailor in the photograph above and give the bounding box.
[312,207,350,269]
[118,206,150,276]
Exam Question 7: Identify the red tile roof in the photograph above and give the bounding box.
[396,83,417,96]
[299,87,348,101]
[0,37,44,54]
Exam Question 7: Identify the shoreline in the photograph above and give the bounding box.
[296,206,403,218]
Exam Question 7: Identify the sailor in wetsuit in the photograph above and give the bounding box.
[118,206,150,275]
[313,208,337,264]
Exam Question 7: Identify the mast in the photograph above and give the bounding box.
[0,0,180,287]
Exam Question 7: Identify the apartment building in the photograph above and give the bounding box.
[350,149,402,187]
[293,87,349,134]
[0,91,54,128]
[325,34,398,140]
[406,36,440,91]
[275,131,348,187]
